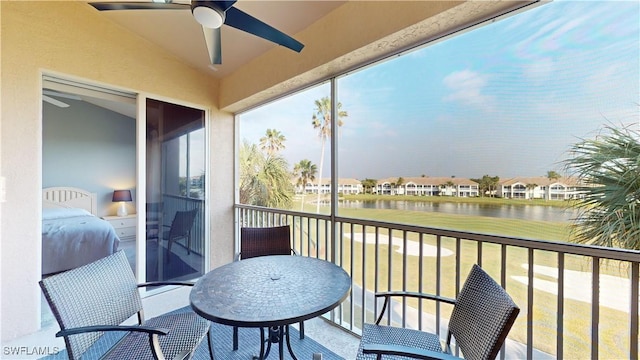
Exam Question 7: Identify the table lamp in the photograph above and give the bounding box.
[112,189,132,217]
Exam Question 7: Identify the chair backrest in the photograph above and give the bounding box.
[168,208,198,238]
[448,264,520,360]
[239,225,292,259]
[39,250,142,359]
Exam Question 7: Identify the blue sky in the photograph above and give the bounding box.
[240,0,639,180]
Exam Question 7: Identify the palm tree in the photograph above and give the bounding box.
[526,183,538,200]
[441,180,455,196]
[564,123,640,250]
[310,96,348,213]
[361,178,377,194]
[396,177,404,195]
[488,176,500,198]
[238,140,294,208]
[547,170,561,181]
[259,128,286,156]
[471,175,500,197]
[293,159,317,211]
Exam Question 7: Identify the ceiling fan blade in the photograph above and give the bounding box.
[224,7,304,53]
[214,0,237,12]
[202,26,222,65]
[43,90,82,101]
[43,95,70,108]
[89,2,189,11]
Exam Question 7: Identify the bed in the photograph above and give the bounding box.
[42,187,120,275]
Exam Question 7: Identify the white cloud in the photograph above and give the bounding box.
[442,70,494,110]
[521,57,556,83]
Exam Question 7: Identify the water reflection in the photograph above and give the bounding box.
[338,199,577,222]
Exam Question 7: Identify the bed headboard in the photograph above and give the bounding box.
[42,187,98,215]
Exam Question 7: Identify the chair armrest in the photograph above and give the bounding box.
[56,325,169,338]
[374,291,456,325]
[58,325,169,359]
[137,281,195,288]
[362,343,459,360]
[375,291,456,305]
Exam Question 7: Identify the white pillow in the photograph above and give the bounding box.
[42,207,93,220]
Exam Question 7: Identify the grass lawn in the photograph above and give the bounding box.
[288,198,635,359]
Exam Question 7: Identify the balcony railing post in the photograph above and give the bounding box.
[527,248,534,360]
[631,262,639,360]
[591,257,600,359]
[557,252,565,360]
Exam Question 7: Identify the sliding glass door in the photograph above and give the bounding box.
[145,99,206,281]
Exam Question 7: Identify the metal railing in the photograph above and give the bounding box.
[236,204,639,360]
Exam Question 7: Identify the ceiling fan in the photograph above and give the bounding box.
[88,0,305,65]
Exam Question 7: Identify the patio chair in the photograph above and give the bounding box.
[39,250,213,360]
[163,208,198,255]
[357,264,519,360]
[233,225,304,351]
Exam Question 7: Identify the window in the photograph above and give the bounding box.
[237,83,331,212]
[146,99,205,282]
[237,0,638,244]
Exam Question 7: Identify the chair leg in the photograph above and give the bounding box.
[207,329,215,359]
[186,233,191,255]
[166,236,172,263]
[233,326,239,351]
[299,321,304,339]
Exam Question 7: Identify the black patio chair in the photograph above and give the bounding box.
[163,208,198,255]
[357,264,520,360]
[232,225,304,351]
[39,250,213,360]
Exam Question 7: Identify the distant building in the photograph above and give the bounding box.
[295,178,363,195]
[497,176,582,200]
[375,176,479,197]
[293,175,582,200]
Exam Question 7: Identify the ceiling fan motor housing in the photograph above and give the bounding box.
[192,1,226,29]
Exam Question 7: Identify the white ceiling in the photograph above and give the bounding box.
[89,0,346,78]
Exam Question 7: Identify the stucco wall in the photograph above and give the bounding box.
[0,1,234,341]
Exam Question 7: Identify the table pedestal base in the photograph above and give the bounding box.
[255,325,297,360]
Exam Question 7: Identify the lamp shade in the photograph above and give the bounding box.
[112,190,132,202]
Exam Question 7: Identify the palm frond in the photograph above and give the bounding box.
[565,123,640,250]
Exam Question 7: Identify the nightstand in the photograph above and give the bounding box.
[103,214,137,242]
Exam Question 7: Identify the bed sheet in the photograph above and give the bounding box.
[42,208,120,275]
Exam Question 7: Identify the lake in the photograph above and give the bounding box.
[338,199,577,222]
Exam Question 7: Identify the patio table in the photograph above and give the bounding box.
[190,255,351,360]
